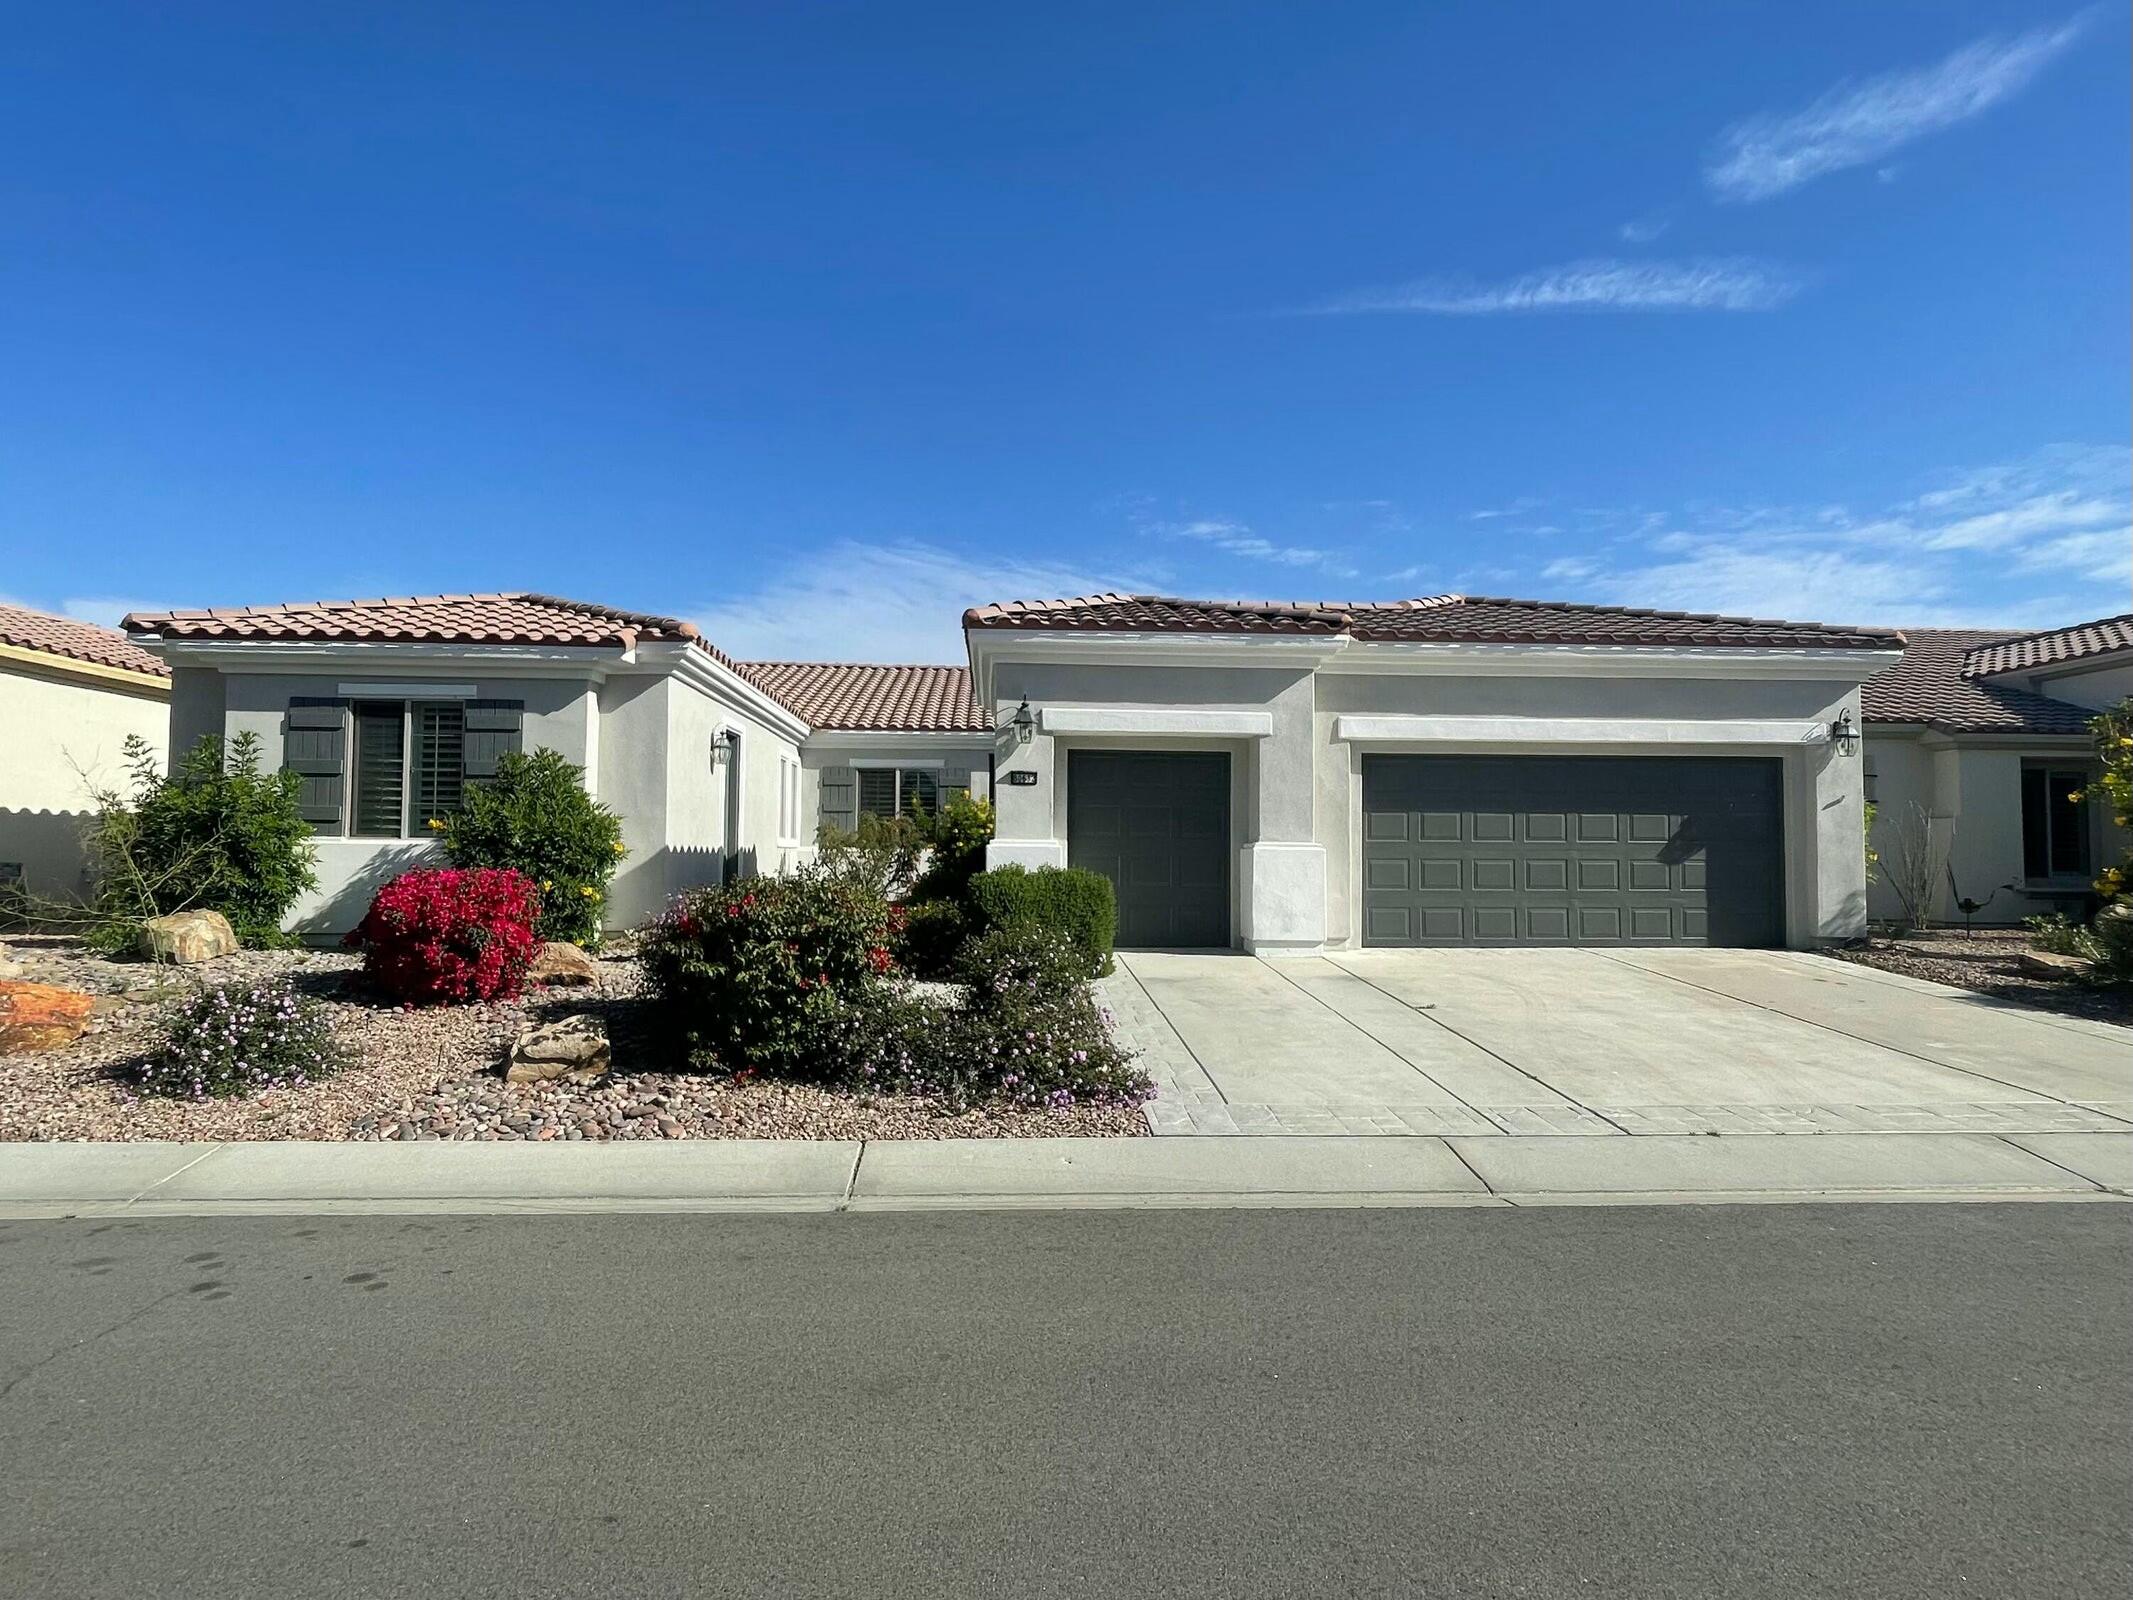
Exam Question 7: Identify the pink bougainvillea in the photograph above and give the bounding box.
[349,867,540,1006]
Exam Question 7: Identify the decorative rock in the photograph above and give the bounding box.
[138,910,240,965]
[505,1014,612,1084]
[527,941,602,988]
[0,980,98,1053]
[2017,949,2093,980]
[0,944,24,981]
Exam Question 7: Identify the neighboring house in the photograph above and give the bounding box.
[965,593,1903,952]
[121,593,990,938]
[1861,615,2132,926]
[0,601,171,900]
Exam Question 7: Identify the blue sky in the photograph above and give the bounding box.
[2,2,2126,661]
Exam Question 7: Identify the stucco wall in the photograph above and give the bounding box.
[979,649,1872,952]
[797,736,995,838]
[2019,659,2133,712]
[0,659,169,900]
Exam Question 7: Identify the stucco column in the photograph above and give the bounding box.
[986,724,1064,869]
[1239,678,1326,954]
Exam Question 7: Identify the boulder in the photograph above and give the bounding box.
[527,941,601,988]
[138,910,240,965]
[0,945,24,981]
[505,1015,611,1084]
[0,980,97,1054]
[2017,949,2093,981]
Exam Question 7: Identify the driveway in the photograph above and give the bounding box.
[1105,948,2133,1137]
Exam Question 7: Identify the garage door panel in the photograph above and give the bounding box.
[1362,754,1783,948]
[1069,751,1230,949]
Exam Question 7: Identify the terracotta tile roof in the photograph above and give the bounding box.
[1862,629,2096,735]
[123,591,708,652]
[0,600,169,679]
[737,662,990,732]
[965,592,1904,650]
[1962,613,2133,678]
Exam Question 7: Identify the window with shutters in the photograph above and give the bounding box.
[856,766,939,821]
[291,696,521,839]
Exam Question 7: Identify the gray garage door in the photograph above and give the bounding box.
[1067,751,1230,948]
[1362,755,1783,947]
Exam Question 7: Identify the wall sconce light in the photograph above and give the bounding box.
[1009,699,1036,746]
[711,729,737,769]
[1828,709,1860,758]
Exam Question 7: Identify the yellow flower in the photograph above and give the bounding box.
[2067,790,2084,803]
[611,841,626,855]
[425,817,445,831]
[579,885,597,898]
[540,879,553,890]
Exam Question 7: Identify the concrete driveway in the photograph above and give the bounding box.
[1105,947,2133,1137]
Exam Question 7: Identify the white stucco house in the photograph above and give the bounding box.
[0,602,171,902]
[1860,614,2130,926]
[121,593,992,936]
[116,588,2127,950]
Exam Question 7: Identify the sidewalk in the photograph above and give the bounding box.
[2,1131,2127,1216]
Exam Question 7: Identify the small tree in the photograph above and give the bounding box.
[85,733,318,947]
[2080,700,2131,901]
[439,749,623,947]
[1876,801,1948,933]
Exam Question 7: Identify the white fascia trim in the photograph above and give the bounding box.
[1334,714,1830,746]
[847,757,945,769]
[336,681,477,699]
[655,642,813,744]
[1320,642,1905,680]
[140,638,631,679]
[804,729,994,751]
[966,630,1348,702]
[1040,707,1275,738]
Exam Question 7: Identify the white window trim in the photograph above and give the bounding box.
[777,756,802,846]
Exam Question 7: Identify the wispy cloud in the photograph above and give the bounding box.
[1537,443,2129,625]
[1617,213,1671,244]
[686,540,1136,662]
[1304,258,1803,316]
[1705,15,2086,202]
[1164,518,1347,571]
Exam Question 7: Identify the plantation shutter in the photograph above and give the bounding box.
[942,759,976,802]
[411,703,466,823]
[857,768,897,819]
[350,704,406,837]
[820,765,858,831]
[899,769,939,818]
[462,700,524,784]
[283,700,347,833]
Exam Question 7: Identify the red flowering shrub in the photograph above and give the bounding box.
[350,867,540,1006]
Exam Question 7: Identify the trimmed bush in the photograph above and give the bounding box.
[965,864,1116,977]
[440,749,624,948]
[642,866,894,1075]
[135,976,343,1099]
[85,733,318,948]
[350,867,540,1005]
[815,812,927,898]
[895,898,968,980]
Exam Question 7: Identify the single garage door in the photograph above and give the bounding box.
[1068,751,1230,948]
[1362,755,1783,947]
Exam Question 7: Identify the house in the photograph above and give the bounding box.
[0,602,171,901]
[1861,614,2131,926]
[965,593,1904,952]
[121,593,990,936]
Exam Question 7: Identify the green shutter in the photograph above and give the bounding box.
[462,700,523,782]
[820,765,857,831]
[283,700,346,832]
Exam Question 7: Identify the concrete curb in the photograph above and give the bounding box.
[0,1132,2126,1217]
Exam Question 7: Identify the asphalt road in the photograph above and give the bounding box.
[2,1203,2127,1600]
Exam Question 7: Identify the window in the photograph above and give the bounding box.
[289,697,521,839]
[857,766,938,821]
[2021,765,2090,881]
[777,756,802,844]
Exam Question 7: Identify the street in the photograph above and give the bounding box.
[3,1203,2127,1599]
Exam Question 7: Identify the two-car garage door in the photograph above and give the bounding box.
[1362,755,1784,947]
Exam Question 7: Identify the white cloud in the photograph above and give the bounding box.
[1540,557,1598,582]
[1705,16,2085,202]
[686,540,1134,663]
[1305,258,1803,315]
[1617,213,1671,244]
[1147,515,1357,577]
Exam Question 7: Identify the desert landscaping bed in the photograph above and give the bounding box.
[1821,927,2132,1027]
[0,936,1147,1143]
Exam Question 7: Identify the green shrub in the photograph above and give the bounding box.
[133,975,343,1099]
[2025,912,2103,962]
[909,792,995,902]
[440,749,623,947]
[895,897,968,980]
[952,921,1087,999]
[641,865,894,1076]
[965,864,1116,978]
[815,811,929,897]
[86,733,318,948]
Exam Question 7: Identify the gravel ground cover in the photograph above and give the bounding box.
[0,936,1146,1142]
[1820,927,2132,1027]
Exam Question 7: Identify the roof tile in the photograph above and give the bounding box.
[1962,613,2133,678]
[1862,629,2096,735]
[737,662,989,731]
[0,601,169,678]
